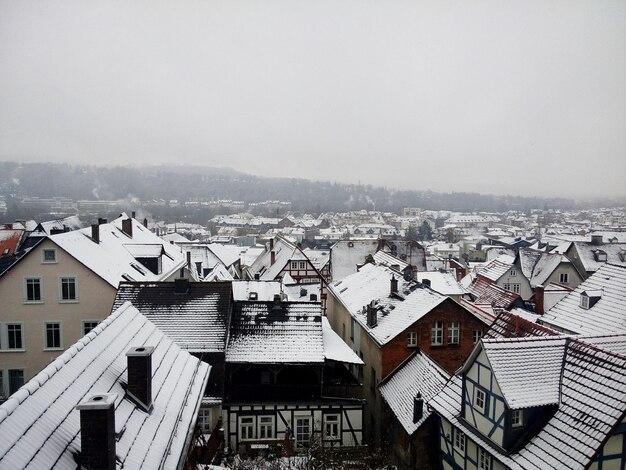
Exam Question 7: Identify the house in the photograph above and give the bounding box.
[329,239,380,281]
[0,214,189,392]
[326,263,492,443]
[430,333,626,470]
[222,299,364,453]
[0,301,211,469]
[474,254,532,300]
[564,237,626,278]
[111,280,233,434]
[379,351,450,468]
[521,249,583,292]
[540,263,626,334]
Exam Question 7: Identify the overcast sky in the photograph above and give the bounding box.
[1,0,624,199]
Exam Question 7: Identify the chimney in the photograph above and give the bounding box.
[186,251,192,271]
[91,224,100,244]
[366,301,377,328]
[248,291,258,300]
[98,218,107,225]
[413,393,424,423]
[591,235,603,246]
[131,211,136,219]
[143,218,148,228]
[76,393,118,470]
[310,293,318,301]
[174,278,190,294]
[390,275,398,295]
[535,285,545,315]
[270,251,276,266]
[271,293,283,313]
[422,278,431,288]
[126,346,154,411]
[269,238,274,250]
[254,273,260,280]
[122,218,133,238]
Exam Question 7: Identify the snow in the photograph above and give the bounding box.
[321,317,363,365]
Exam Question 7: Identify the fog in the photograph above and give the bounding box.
[1,0,624,199]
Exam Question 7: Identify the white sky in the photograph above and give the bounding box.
[1,0,624,199]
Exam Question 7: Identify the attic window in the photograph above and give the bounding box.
[593,250,607,262]
[580,290,602,309]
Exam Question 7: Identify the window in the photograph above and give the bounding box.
[8,369,24,395]
[295,417,311,447]
[42,249,57,263]
[511,409,523,427]
[299,261,306,269]
[324,414,340,440]
[60,277,77,301]
[0,371,4,398]
[407,331,418,347]
[431,322,443,346]
[475,388,486,413]
[448,321,460,345]
[559,273,569,283]
[258,416,274,439]
[473,330,483,344]
[240,417,254,440]
[580,295,590,309]
[291,261,298,269]
[25,278,42,302]
[82,321,99,335]
[510,268,516,276]
[478,448,492,470]
[6,324,23,350]
[504,283,520,294]
[198,408,212,432]
[45,322,62,350]
[454,427,466,452]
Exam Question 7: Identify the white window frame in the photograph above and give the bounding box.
[239,416,255,441]
[295,416,312,447]
[42,248,57,263]
[559,272,569,283]
[299,261,306,269]
[198,408,212,432]
[431,322,443,346]
[407,331,418,347]
[580,295,590,309]
[478,447,492,470]
[475,388,486,413]
[454,427,466,452]
[473,330,483,344]
[323,414,340,440]
[82,320,100,336]
[448,321,460,345]
[509,268,516,276]
[291,261,298,269]
[44,322,62,351]
[2,323,25,351]
[24,277,43,303]
[511,409,523,427]
[258,415,275,439]
[59,276,78,302]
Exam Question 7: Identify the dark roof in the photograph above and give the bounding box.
[469,276,520,309]
[485,311,560,339]
[0,238,45,278]
[112,281,232,353]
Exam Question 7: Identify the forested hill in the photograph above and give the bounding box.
[0,161,602,213]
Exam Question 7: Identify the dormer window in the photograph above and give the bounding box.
[580,290,602,309]
[580,295,589,309]
[593,249,607,262]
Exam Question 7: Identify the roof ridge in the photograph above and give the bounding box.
[0,301,133,424]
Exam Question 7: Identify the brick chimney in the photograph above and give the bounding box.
[422,278,431,288]
[535,285,545,315]
[366,301,377,328]
[270,251,276,265]
[91,224,100,244]
[126,346,154,411]
[143,218,148,228]
[131,211,136,219]
[390,275,398,295]
[76,393,118,470]
[413,393,424,423]
[269,238,274,251]
[98,217,107,225]
[122,218,133,238]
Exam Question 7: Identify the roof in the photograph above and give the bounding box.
[541,263,626,334]
[0,302,210,470]
[329,263,447,346]
[570,241,626,273]
[330,239,380,281]
[484,311,559,339]
[373,250,409,271]
[457,298,497,326]
[321,317,363,365]
[112,281,232,353]
[467,276,520,309]
[50,214,187,287]
[379,352,449,435]
[0,228,23,256]
[430,334,626,470]
[247,236,314,281]
[416,270,467,296]
[529,252,571,287]
[226,301,325,364]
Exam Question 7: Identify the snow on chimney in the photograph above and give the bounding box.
[76,393,118,470]
[126,346,154,411]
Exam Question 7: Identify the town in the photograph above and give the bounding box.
[0,183,625,469]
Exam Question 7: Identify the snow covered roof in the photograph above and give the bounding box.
[50,214,186,287]
[330,239,380,281]
[467,277,520,309]
[0,302,210,470]
[322,317,363,365]
[570,241,626,273]
[416,271,466,296]
[457,298,497,326]
[226,301,325,364]
[379,352,449,435]
[247,236,302,280]
[518,248,543,279]
[112,281,232,353]
[529,252,571,287]
[329,263,447,346]
[232,280,283,301]
[484,310,558,339]
[541,264,626,334]
[476,254,515,282]
[431,334,626,470]
[373,250,409,271]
